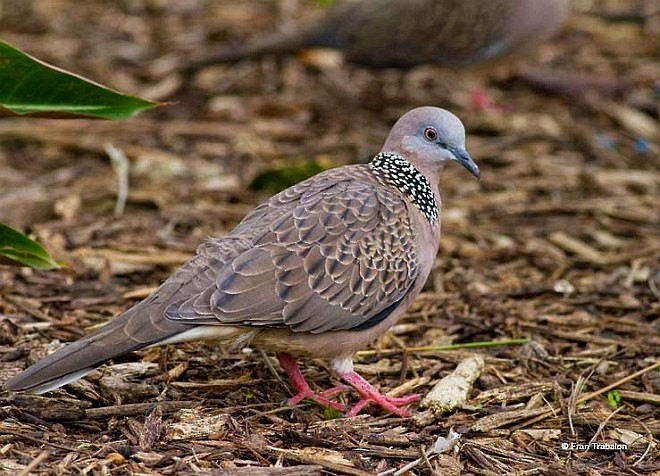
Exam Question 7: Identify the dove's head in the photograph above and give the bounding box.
[382,106,480,178]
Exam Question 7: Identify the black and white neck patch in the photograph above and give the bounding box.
[370,152,438,223]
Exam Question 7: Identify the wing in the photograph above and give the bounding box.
[165,165,420,334]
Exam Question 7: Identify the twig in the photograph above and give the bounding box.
[576,362,659,405]
[515,361,660,429]
[419,445,434,472]
[8,432,77,452]
[267,446,373,476]
[587,406,624,446]
[105,143,129,216]
[356,338,529,358]
[631,417,656,468]
[568,364,597,438]
[378,429,461,476]
[617,390,660,405]
[85,400,199,418]
[18,449,50,476]
[259,349,287,389]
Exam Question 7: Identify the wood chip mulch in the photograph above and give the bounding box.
[0,1,658,474]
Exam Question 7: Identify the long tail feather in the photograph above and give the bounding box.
[4,302,187,394]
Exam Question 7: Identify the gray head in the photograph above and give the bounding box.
[381,107,480,178]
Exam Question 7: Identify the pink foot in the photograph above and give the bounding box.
[277,352,347,411]
[470,89,495,112]
[338,370,420,417]
[469,88,511,114]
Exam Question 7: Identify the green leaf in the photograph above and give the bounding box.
[323,406,343,420]
[0,222,61,270]
[607,390,621,410]
[0,40,160,120]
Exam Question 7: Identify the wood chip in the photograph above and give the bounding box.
[420,355,485,413]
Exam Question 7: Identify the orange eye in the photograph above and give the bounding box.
[423,127,437,142]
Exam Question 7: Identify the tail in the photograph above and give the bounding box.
[4,298,188,394]
[180,3,359,74]
[6,240,256,394]
[182,26,321,73]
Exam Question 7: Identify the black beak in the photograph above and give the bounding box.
[447,145,480,179]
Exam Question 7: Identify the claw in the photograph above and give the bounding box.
[278,352,347,411]
[277,353,418,417]
[339,370,419,417]
[287,387,347,411]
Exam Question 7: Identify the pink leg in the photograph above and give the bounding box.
[469,88,511,114]
[276,352,347,411]
[470,89,494,112]
[337,370,420,417]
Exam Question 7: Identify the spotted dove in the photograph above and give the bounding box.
[187,0,568,69]
[5,107,480,417]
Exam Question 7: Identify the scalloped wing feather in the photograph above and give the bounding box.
[165,165,420,333]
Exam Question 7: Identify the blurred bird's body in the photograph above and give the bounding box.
[187,0,569,69]
[6,107,480,416]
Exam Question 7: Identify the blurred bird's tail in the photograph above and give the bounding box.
[182,23,327,74]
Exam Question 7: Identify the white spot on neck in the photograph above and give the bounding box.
[369,152,438,223]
